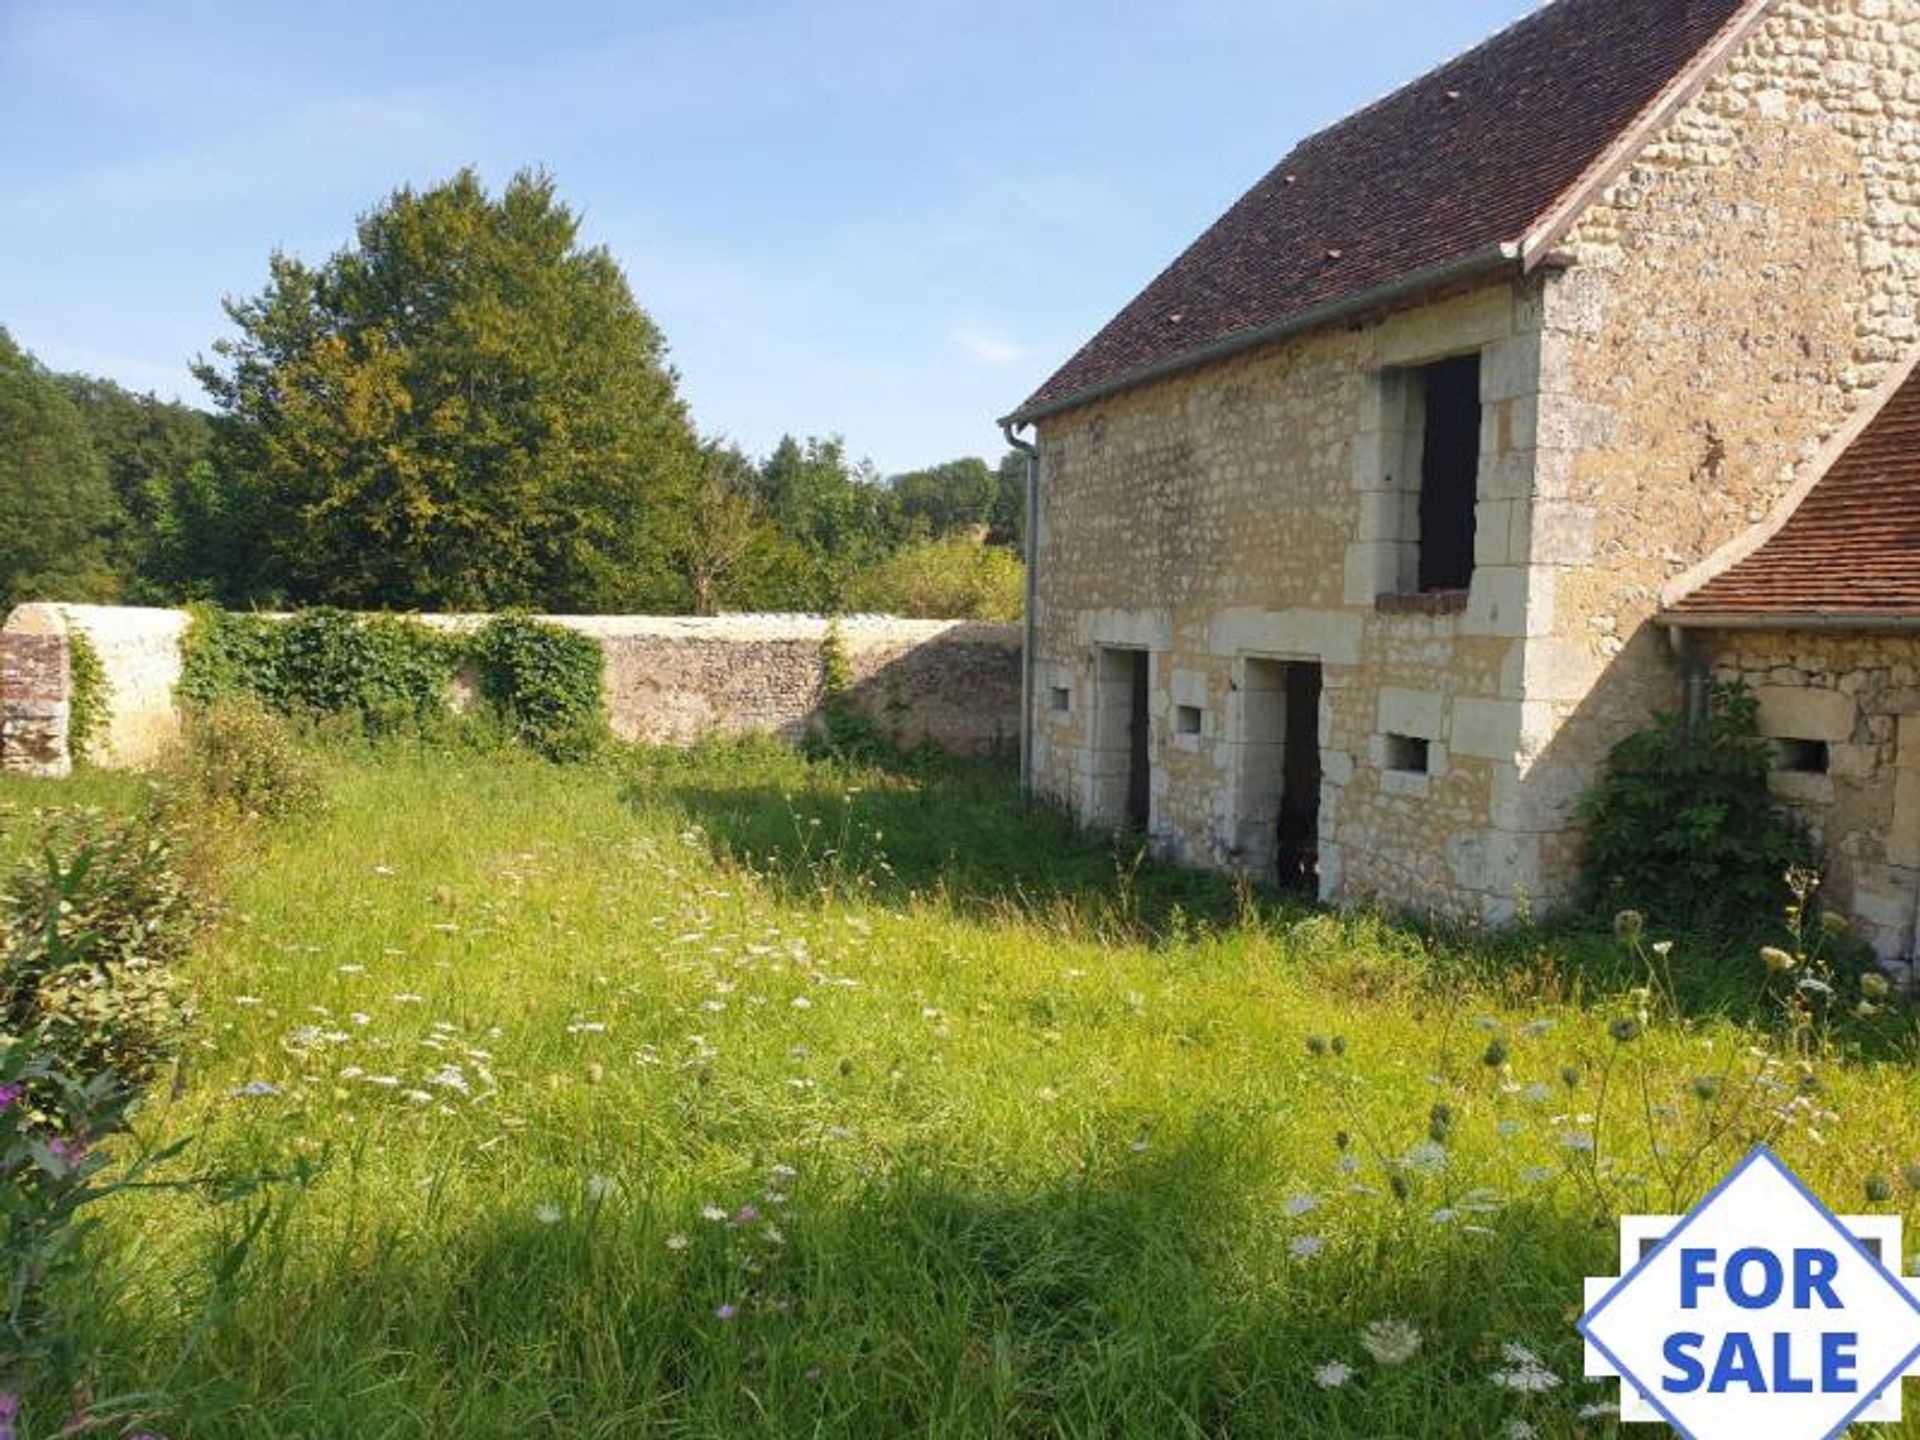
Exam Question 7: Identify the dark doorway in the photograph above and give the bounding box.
[1417,353,1482,593]
[1275,662,1323,893]
[1096,647,1153,832]
[1125,651,1151,830]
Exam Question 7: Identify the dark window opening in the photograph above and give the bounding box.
[1774,738,1831,775]
[1417,354,1481,594]
[1385,734,1431,776]
[1175,704,1203,736]
[1275,662,1324,895]
[1050,686,1071,713]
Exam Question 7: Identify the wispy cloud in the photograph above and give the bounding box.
[952,327,1025,368]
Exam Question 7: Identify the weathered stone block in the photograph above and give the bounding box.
[1755,684,1857,742]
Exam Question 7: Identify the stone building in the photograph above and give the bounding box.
[1002,0,1920,954]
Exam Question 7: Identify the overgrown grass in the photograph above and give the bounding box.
[10,741,1920,1437]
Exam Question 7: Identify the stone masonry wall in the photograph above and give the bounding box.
[1700,630,1920,959]
[0,630,70,778]
[1519,0,1920,911]
[0,606,1019,769]
[1028,0,1920,928]
[1032,277,1554,922]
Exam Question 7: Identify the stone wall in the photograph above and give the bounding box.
[0,606,1020,769]
[1700,629,1920,959]
[1031,278,1551,922]
[1027,0,1920,930]
[1515,0,1920,910]
[0,629,70,778]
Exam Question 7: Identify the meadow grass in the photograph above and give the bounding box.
[6,740,1920,1438]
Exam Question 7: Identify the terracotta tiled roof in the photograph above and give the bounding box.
[1008,0,1758,424]
[1667,366,1920,622]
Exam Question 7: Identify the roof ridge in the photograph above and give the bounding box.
[1009,0,1762,426]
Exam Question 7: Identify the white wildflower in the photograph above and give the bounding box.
[1283,1192,1321,1218]
[1314,1360,1354,1389]
[534,1203,562,1225]
[1360,1319,1423,1367]
[1290,1236,1326,1259]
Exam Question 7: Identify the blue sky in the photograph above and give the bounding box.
[1,0,1537,475]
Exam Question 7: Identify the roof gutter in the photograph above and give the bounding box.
[1001,241,1525,428]
[1001,418,1041,805]
[1661,611,1920,635]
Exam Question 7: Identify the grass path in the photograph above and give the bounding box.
[9,744,1920,1436]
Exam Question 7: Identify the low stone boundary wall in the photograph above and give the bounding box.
[0,629,70,777]
[0,605,1021,770]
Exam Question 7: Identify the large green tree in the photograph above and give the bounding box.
[888,457,997,541]
[195,169,702,611]
[752,435,893,609]
[56,374,212,599]
[0,329,117,606]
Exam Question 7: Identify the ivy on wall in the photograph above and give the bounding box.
[65,628,110,765]
[177,607,607,760]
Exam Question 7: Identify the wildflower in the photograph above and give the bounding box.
[1613,910,1645,944]
[1306,1035,1330,1057]
[0,1083,25,1113]
[587,1174,618,1202]
[235,996,263,1007]
[1291,1236,1326,1259]
[731,1203,760,1226]
[665,1233,690,1251]
[1491,1342,1561,1393]
[231,1080,281,1099]
[534,1203,563,1225]
[1608,1016,1643,1044]
[1863,971,1892,1000]
[403,1089,434,1105]
[0,1390,18,1440]
[1691,1075,1722,1102]
[1577,1401,1620,1420]
[1761,946,1797,975]
[1497,1119,1524,1140]
[1652,940,1674,959]
[1482,1038,1509,1069]
[1522,1081,1553,1104]
[1504,1423,1537,1440]
[770,1163,799,1184]
[1283,1192,1320,1218]
[791,996,812,1009]
[1428,1103,1454,1144]
[1559,1131,1595,1153]
[715,1302,738,1322]
[1867,1175,1895,1205]
[1360,1318,1422,1367]
[1314,1360,1354,1389]
[701,1204,728,1222]
[47,1136,82,1166]
[1559,1064,1581,1090]
[393,993,425,1005]
[1404,1140,1448,1174]
[1129,1136,1149,1154]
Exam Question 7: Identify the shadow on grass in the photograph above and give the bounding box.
[619,737,1915,1052]
[77,1126,1625,1439]
[619,736,1311,940]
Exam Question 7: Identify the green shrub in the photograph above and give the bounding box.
[173,695,326,822]
[846,537,1024,620]
[179,606,455,735]
[467,616,608,761]
[64,627,109,765]
[1580,681,1817,932]
[0,809,202,1092]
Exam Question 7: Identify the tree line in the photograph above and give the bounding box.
[0,169,1026,621]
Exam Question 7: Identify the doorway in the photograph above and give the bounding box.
[1239,659,1323,893]
[1095,647,1152,830]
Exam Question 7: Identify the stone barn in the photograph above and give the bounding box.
[1001,0,1920,955]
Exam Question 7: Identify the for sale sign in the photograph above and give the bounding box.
[1581,1146,1920,1437]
